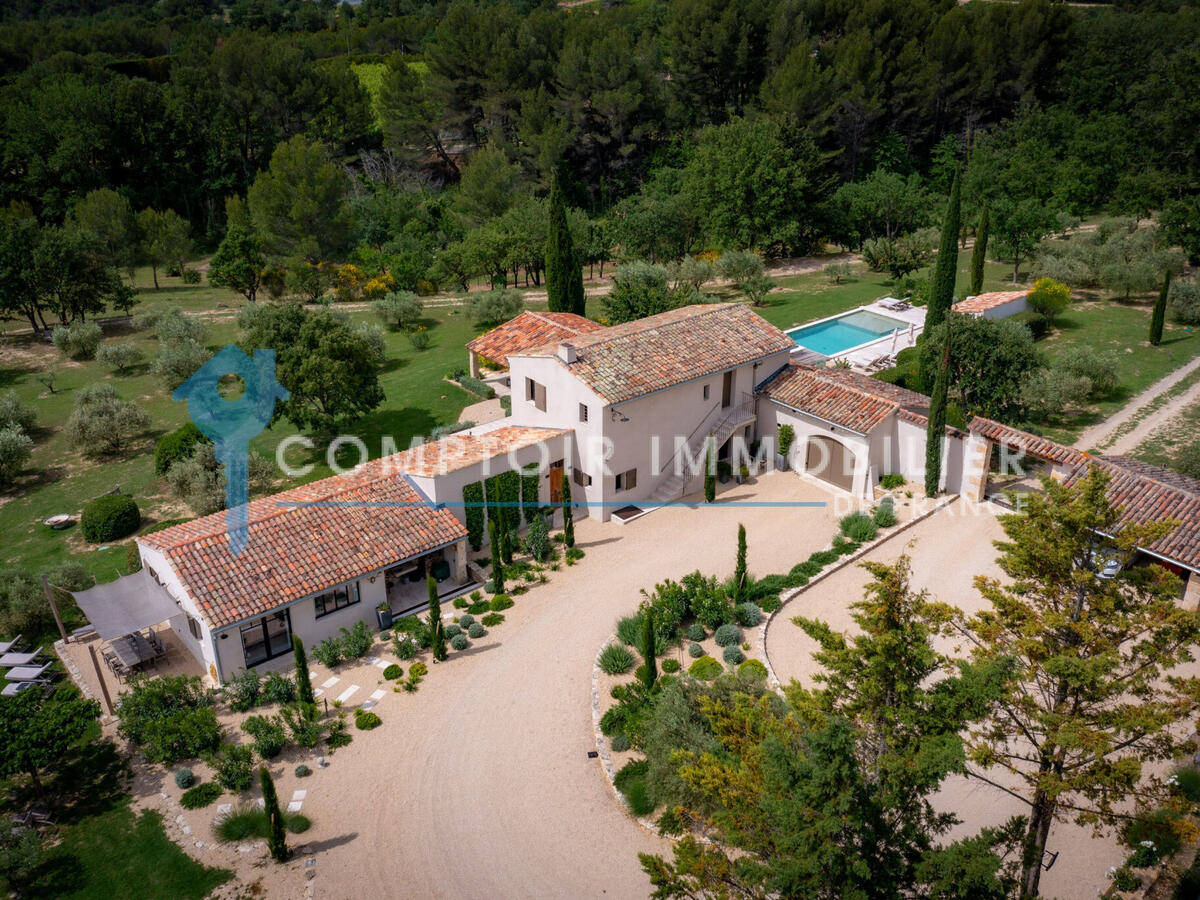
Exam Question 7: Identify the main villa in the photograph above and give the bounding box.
[75,302,1200,684]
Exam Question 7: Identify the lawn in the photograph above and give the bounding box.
[1129,396,1200,469]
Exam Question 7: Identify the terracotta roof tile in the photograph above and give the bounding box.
[967,416,1087,466]
[954,290,1028,315]
[760,364,904,434]
[140,460,467,629]
[389,426,571,478]
[466,311,603,368]
[511,304,794,404]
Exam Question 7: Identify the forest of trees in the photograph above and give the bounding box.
[2,0,1200,331]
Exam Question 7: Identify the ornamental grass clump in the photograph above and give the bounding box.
[599,644,636,675]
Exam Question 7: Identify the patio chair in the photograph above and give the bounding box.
[0,647,41,667]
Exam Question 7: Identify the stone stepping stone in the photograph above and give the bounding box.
[334,684,359,704]
[368,689,386,701]
[287,801,303,813]
[313,688,324,697]
[365,655,380,665]
[373,659,389,669]
[291,790,307,802]
[321,676,339,688]
[216,803,232,814]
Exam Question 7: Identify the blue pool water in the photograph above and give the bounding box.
[786,309,906,356]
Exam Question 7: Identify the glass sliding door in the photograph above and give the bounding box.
[240,610,292,667]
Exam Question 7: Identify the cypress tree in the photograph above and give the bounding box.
[500,528,513,566]
[545,166,584,314]
[260,766,289,863]
[428,575,447,662]
[639,606,657,690]
[733,523,747,602]
[292,636,313,705]
[924,330,951,497]
[488,519,505,594]
[1150,271,1171,346]
[562,474,575,548]
[704,435,716,503]
[969,202,989,296]
[925,170,962,337]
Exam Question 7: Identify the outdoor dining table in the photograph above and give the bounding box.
[109,632,157,670]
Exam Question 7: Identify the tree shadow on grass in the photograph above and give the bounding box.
[46,740,130,825]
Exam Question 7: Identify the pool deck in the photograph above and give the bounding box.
[787,299,926,371]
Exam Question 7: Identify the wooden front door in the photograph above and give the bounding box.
[549,460,564,503]
[721,371,733,408]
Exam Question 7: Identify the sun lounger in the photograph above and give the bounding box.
[1,682,38,697]
[5,663,52,682]
[0,648,41,667]
[0,635,23,655]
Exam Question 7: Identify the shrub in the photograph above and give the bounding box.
[1012,309,1049,340]
[458,613,475,628]
[450,633,469,651]
[182,267,201,284]
[409,661,427,678]
[874,497,897,528]
[525,516,553,563]
[739,659,769,679]
[373,290,424,330]
[880,473,905,490]
[52,321,103,359]
[468,287,523,327]
[686,623,706,642]
[326,717,353,749]
[154,423,210,475]
[468,598,491,614]
[839,511,878,542]
[1055,346,1119,399]
[66,384,149,456]
[489,594,513,612]
[760,593,782,614]
[81,493,141,542]
[1169,278,1200,325]
[408,327,430,350]
[180,782,222,809]
[287,814,311,834]
[0,427,32,485]
[116,675,221,764]
[354,709,382,730]
[455,374,495,399]
[616,614,644,647]
[174,768,196,789]
[1111,867,1139,891]
[689,656,723,680]
[294,765,312,778]
[339,621,373,659]
[468,623,486,639]
[661,659,680,674]
[610,734,631,752]
[383,664,403,681]
[1122,808,1185,864]
[444,623,462,638]
[96,342,144,374]
[224,668,262,713]
[1172,766,1200,803]
[0,390,35,435]
[481,612,504,627]
[733,602,762,627]
[261,671,296,705]
[311,636,343,668]
[722,645,746,665]
[211,744,254,793]
[1021,368,1093,420]
[713,624,741,647]
[213,804,267,842]
[1026,276,1071,322]
[151,338,213,389]
[280,702,323,749]
[685,571,731,630]
[614,759,655,816]
[688,643,705,659]
[242,715,288,759]
[599,644,636,675]
[392,635,418,659]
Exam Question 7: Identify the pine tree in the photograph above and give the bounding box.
[1150,270,1171,346]
[639,606,657,690]
[545,166,584,314]
[260,766,289,863]
[427,575,447,662]
[488,519,505,594]
[733,524,747,602]
[925,171,961,338]
[561,474,575,548]
[969,202,989,296]
[924,331,950,497]
[703,435,716,503]
[292,636,313,705]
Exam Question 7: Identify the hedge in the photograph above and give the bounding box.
[455,374,495,399]
[154,422,210,475]
[463,481,485,550]
[81,493,141,542]
[496,469,521,532]
[520,465,540,524]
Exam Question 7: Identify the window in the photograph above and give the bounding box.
[314,582,361,619]
[615,468,637,491]
[147,565,159,583]
[526,377,546,412]
[703,384,710,401]
[573,468,592,487]
[186,615,202,640]
[240,610,292,668]
[579,403,589,423]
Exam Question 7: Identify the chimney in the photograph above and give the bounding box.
[558,342,577,364]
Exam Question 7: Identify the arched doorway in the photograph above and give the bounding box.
[804,435,855,491]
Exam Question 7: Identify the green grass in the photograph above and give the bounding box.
[25,805,231,900]
[1129,397,1200,469]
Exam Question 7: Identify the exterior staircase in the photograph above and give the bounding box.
[648,395,756,505]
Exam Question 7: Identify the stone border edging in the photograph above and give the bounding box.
[757,493,960,691]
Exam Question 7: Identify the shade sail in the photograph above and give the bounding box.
[71,570,181,641]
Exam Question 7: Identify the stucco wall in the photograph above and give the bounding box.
[760,400,873,497]
[979,296,1028,320]
[137,541,219,682]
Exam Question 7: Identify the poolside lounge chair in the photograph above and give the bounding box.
[1,681,38,697]
[864,354,896,373]
[5,662,53,683]
[0,647,41,667]
[0,635,23,655]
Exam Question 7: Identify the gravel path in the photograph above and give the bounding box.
[1073,354,1200,453]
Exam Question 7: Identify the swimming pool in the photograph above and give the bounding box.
[786,309,908,357]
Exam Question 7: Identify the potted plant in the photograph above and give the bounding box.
[736,464,750,484]
[777,424,795,471]
[376,601,393,631]
[717,460,733,483]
